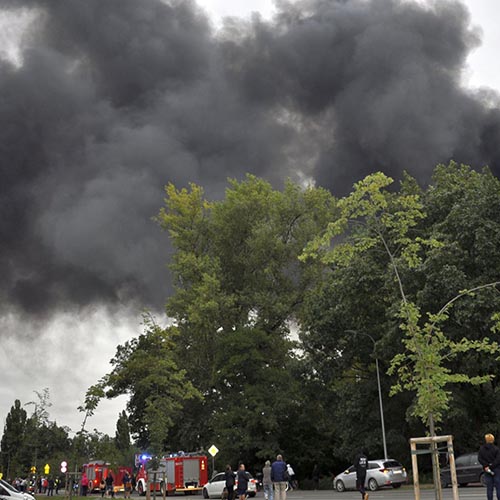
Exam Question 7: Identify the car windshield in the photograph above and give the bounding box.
[0,480,19,492]
[383,461,402,468]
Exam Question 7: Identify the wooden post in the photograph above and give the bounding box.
[411,440,420,500]
[448,437,459,500]
[410,435,458,500]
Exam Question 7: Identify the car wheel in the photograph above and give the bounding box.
[137,482,145,496]
[203,488,209,499]
[480,473,487,487]
[440,478,448,489]
[459,483,468,487]
[335,480,345,492]
[368,478,378,491]
[392,483,402,489]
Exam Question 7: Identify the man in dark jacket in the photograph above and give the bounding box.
[271,455,288,500]
[353,450,368,500]
[225,465,235,500]
[478,433,500,500]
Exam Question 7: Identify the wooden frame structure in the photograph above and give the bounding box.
[410,435,459,500]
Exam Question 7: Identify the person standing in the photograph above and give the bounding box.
[105,472,114,498]
[236,464,250,500]
[311,464,320,490]
[271,455,287,500]
[286,464,295,490]
[80,473,89,496]
[353,450,368,500]
[262,461,273,500]
[478,433,500,500]
[225,465,235,500]
[99,478,106,498]
[123,472,132,500]
[47,478,54,496]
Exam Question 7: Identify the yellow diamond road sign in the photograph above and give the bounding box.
[208,445,219,457]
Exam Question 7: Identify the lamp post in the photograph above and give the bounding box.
[346,330,388,460]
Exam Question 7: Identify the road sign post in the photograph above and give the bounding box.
[208,445,219,477]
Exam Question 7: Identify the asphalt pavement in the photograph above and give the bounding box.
[279,486,486,500]
[85,486,487,500]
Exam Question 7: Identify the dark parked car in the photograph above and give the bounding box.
[440,453,486,488]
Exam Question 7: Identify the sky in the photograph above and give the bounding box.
[0,0,499,441]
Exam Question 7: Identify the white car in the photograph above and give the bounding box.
[202,472,257,499]
[0,480,36,500]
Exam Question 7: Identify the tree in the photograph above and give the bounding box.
[302,164,500,494]
[25,388,52,426]
[1,400,27,477]
[302,167,500,430]
[86,314,201,453]
[156,175,335,468]
[115,411,131,453]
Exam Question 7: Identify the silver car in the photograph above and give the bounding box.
[333,459,407,492]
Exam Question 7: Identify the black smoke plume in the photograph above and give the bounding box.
[1,0,499,317]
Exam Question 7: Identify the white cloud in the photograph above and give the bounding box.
[0,307,143,436]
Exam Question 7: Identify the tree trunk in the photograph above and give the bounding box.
[429,414,442,500]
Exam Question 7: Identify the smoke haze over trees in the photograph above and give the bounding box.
[1,0,500,321]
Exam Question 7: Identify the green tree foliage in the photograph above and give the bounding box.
[302,163,500,439]
[86,314,201,453]
[115,411,131,452]
[0,395,71,478]
[303,167,500,431]
[155,175,334,468]
[1,400,27,476]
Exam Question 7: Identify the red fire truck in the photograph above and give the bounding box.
[83,461,133,493]
[135,453,208,496]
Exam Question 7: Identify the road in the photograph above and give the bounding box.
[280,486,486,500]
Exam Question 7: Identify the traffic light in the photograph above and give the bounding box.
[60,461,67,473]
[30,466,36,474]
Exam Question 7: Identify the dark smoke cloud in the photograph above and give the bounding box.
[1,0,499,317]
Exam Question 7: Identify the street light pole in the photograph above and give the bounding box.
[374,356,388,460]
[346,330,388,460]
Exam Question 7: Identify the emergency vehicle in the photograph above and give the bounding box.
[135,453,208,495]
[83,461,133,493]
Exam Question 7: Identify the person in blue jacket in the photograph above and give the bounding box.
[271,455,287,500]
